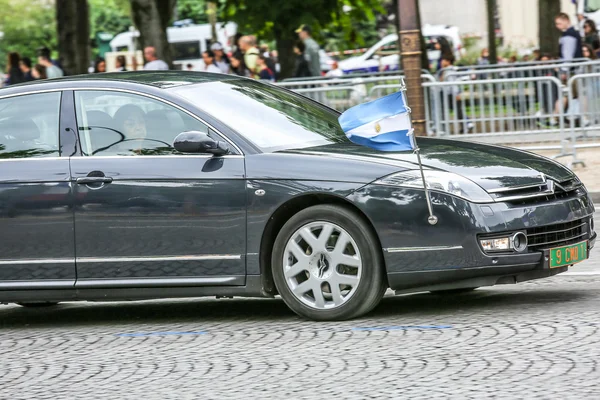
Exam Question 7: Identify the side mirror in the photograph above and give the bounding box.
[173,131,229,156]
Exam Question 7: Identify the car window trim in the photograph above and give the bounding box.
[59,90,78,157]
[0,87,244,156]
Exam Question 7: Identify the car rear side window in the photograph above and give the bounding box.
[74,90,209,156]
[0,92,61,159]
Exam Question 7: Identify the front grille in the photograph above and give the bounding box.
[491,178,582,206]
[527,218,588,251]
[504,188,581,206]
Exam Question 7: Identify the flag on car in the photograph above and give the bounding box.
[338,90,415,152]
[338,88,439,226]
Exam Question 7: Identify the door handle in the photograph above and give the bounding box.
[76,176,113,184]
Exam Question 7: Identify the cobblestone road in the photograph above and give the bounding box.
[1,272,599,399]
[2,212,600,399]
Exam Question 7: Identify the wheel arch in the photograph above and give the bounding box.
[258,193,385,295]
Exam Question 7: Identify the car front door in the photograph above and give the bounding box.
[0,91,76,289]
[69,90,246,288]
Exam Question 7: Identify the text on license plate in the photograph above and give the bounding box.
[549,241,587,268]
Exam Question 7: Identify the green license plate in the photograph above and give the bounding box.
[549,241,587,268]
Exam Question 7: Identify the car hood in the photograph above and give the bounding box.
[283,138,575,191]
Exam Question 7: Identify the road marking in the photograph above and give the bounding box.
[115,331,206,337]
[352,325,452,331]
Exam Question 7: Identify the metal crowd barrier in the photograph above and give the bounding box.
[562,73,600,167]
[441,60,600,84]
[421,77,564,149]
[280,69,600,168]
[436,58,591,79]
[276,74,436,111]
[281,69,432,83]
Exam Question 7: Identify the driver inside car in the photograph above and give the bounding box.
[113,104,148,155]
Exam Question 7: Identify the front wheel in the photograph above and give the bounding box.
[271,205,386,321]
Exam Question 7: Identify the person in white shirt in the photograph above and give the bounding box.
[325,61,344,77]
[210,42,231,74]
[143,47,169,71]
[202,50,222,73]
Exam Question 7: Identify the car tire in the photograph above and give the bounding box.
[17,302,60,308]
[271,204,386,321]
[430,288,478,295]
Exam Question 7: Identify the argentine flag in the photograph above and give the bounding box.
[338,91,416,152]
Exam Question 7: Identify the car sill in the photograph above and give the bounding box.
[384,245,463,253]
[74,276,245,288]
[0,280,74,290]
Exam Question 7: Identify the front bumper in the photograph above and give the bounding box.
[347,185,595,292]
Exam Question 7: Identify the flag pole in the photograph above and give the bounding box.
[402,80,438,226]
[415,145,438,226]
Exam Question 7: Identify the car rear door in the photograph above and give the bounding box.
[0,91,76,289]
[68,89,246,288]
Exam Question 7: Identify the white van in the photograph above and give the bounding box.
[337,24,464,74]
[110,22,238,71]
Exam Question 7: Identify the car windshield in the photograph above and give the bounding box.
[171,79,350,152]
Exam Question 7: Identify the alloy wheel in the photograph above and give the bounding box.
[282,221,363,310]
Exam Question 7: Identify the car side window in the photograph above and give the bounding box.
[74,91,209,156]
[0,92,61,159]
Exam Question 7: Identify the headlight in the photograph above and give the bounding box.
[375,170,493,203]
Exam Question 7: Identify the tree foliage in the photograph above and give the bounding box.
[221,0,384,78]
[222,0,383,42]
[0,0,56,69]
[177,0,209,24]
[88,0,132,38]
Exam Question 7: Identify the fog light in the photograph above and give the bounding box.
[511,232,528,252]
[480,237,510,251]
[591,218,595,235]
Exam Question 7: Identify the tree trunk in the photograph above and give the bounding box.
[56,0,90,75]
[275,27,296,80]
[130,0,176,68]
[539,0,561,57]
[415,0,429,71]
[487,0,497,64]
[487,0,498,64]
[208,1,218,43]
[397,0,426,136]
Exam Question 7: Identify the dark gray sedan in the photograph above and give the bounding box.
[0,72,595,320]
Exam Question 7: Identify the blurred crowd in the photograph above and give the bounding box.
[435,12,599,73]
[187,24,327,81]
[3,47,64,86]
[6,11,600,88]
[181,24,328,81]
[2,23,327,86]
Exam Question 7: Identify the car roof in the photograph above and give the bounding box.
[3,71,238,91]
